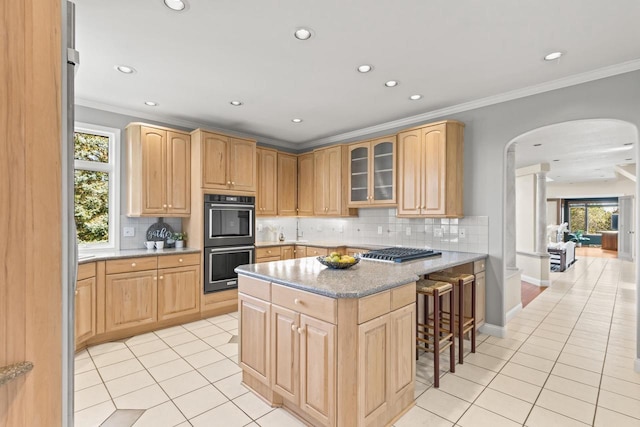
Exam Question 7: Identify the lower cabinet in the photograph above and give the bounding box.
[75,263,97,347]
[105,270,158,332]
[158,265,200,321]
[239,293,271,385]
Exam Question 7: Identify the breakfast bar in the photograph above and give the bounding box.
[235,251,486,427]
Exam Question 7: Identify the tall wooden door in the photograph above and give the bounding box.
[299,314,336,426]
[422,124,447,216]
[201,132,228,189]
[257,148,278,215]
[239,294,271,385]
[157,266,200,321]
[271,305,299,402]
[105,271,158,332]
[166,131,190,215]
[397,129,422,216]
[229,138,256,192]
[297,153,314,215]
[278,153,298,216]
[141,126,167,214]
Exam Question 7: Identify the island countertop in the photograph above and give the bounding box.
[235,250,486,298]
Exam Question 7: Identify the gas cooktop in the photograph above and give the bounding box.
[360,247,442,263]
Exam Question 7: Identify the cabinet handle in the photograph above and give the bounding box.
[131,262,136,267]
[231,181,235,185]
[179,258,183,262]
[163,204,167,208]
[294,298,300,305]
[74,290,78,296]
[154,276,157,281]
[267,250,271,254]
[422,206,426,209]
[159,276,164,280]
[227,181,231,185]
[297,327,304,335]
[168,204,172,208]
[291,324,297,331]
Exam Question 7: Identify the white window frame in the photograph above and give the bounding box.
[74,122,121,252]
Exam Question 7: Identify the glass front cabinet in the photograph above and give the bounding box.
[348,136,396,207]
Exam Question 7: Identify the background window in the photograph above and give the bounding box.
[565,198,618,235]
[74,124,120,249]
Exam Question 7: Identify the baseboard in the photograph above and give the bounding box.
[479,323,506,338]
[506,303,523,322]
[635,358,640,373]
[521,274,550,287]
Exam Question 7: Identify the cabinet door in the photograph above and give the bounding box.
[348,142,370,205]
[313,150,326,215]
[390,304,415,406]
[277,153,298,216]
[475,271,486,326]
[166,132,191,215]
[239,294,271,385]
[371,138,396,205]
[157,265,200,321]
[281,246,294,260]
[141,126,167,214]
[422,124,447,215]
[300,314,336,427]
[202,132,228,189]
[397,130,422,216]
[105,270,157,332]
[294,246,307,258]
[325,146,342,216]
[272,305,299,402]
[256,148,278,216]
[75,277,96,346]
[229,138,256,192]
[358,314,390,426]
[297,153,314,216]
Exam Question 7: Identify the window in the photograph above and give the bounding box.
[74,123,120,250]
[565,199,618,235]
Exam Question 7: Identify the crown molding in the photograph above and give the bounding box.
[298,59,640,149]
[74,98,299,150]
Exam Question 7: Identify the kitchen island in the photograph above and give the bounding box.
[235,251,486,427]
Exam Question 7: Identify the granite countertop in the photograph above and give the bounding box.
[236,251,486,298]
[77,247,201,264]
[255,240,384,249]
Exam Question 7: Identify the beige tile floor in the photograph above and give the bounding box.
[75,256,639,426]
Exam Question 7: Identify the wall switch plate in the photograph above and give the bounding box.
[257,224,263,232]
[434,227,443,237]
[377,226,383,234]
[405,227,411,236]
[459,228,466,238]
[123,227,135,237]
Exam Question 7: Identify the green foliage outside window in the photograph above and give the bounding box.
[74,132,110,244]
[568,201,617,236]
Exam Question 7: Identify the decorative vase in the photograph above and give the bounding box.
[175,240,184,248]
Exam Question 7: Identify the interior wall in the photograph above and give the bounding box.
[547,200,559,226]
[516,174,536,252]
[548,178,635,198]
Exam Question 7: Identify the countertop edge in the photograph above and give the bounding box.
[78,248,201,264]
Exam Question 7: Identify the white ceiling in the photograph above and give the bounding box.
[74,0,640,147]
[514,119,637,183]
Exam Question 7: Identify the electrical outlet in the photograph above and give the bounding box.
[123,227,135,237]
[377,226,383,234]
[434,227,443,237]
[257,224,263,232]
[459,228,466,238]
[405,227,411,236]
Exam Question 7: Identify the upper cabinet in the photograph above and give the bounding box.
[348,135,396,207]
[277,152,298,216]
[313,146,357,217]
[397,121,464,217]
[126,123,191,217]
[256,147,278,216]
[191,129,256,195]
[297,153,314,216]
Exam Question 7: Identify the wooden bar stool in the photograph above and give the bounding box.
[427,271,476,364]
[416,279,455,388]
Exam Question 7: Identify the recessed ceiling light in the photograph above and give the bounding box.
[624,142,633,146]
[144,101,159,107]
[625,158,633,161]
[409,94,422,100]
[164,0,186,11]
[553,159,560,162]
[357,64,373,73]
[533,143,542,147]
[292,118,303,123]
[385,80,399,87]
[294,28,312,40]
[544,51,563,61]
[115,65,136,74]
[230,101,243,106]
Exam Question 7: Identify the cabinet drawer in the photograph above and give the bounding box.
[256,247,280,259]
[474,259,486,273]
[391,282,416,310]
[257,256,281,263]
[158,253,200,269]
[272,284,336,324]
[239,275,271,301]
[77,262,96,280]
[106,257,157,274]
[305,246,328,257]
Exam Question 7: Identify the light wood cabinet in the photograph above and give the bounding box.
[105,270,158,332]
[297,153,315,216]
[357,314,391,425]
[449,258,487,328]
[397,120,464,217]
[257,147,278,216]
[306,246,329,257]
[313,146,356,217]
[271,304,299,401]
[126,124,191,217]
[256,246,281,263]
[281,245,294,260]
[192,129,256,194]
[75,263,96,347]
[348,136,396,207]
[294,246,307,258]
[239,293,271,385]
[157,265,200,321]
[278,153,298,216]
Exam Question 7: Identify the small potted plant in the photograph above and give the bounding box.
[568,230,590,247]
[173,232,187,248]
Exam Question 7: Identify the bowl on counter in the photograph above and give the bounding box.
[316,255,360,270]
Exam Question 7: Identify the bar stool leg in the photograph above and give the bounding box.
[457,280,464,364]
[471,278,477,353]
[433,288,440,388]
[425,294,429,350]
[449,290,455,373]
[415,295,420,361]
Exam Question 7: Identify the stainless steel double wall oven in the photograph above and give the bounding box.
[203,194,255,293]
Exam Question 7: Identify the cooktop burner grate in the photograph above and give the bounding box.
[360,247,442,263]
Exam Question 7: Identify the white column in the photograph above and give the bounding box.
[505,146,517,268]
[535,171,547,254]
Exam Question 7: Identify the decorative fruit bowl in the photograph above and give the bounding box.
[316,255,360,269]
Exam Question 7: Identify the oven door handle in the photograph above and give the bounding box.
[207,246,255,253]
[208,204,255,209]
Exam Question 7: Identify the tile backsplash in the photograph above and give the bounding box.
[256,208,489,254]
[120,216,183,250]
